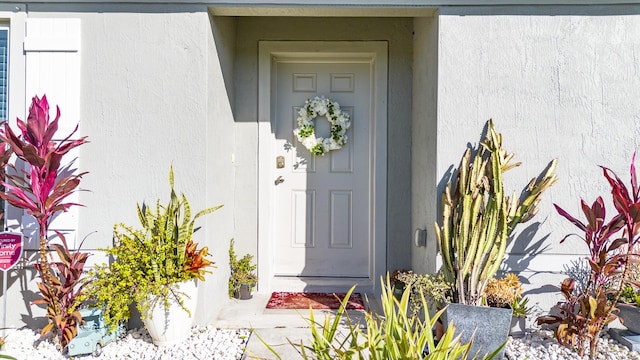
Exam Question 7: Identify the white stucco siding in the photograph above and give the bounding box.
[412,16,439,275]
[437,11,640,309]
[72,8,212,248]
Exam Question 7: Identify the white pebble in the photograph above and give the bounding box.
[505,329,640,360]
[0,326,250,360]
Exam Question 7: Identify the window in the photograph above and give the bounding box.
[0,24,7,228]
[0,25,7,121]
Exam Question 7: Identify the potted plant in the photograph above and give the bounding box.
[228,239,257,300]
[393,270,451,317]
[434,119,557,359]
[390,269,411,300]
[485,273,531,336]
[81,166,222,346]
[393,270,452,340]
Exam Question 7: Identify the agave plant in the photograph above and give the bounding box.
[0,95,88,349]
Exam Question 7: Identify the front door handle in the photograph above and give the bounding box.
[275,176,285,185]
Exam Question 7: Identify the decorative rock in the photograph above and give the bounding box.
[0,326,249,360]
[505,329,640,360]
[4,324,640,360]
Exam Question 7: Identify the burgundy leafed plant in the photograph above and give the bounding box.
[32,233,89,349]
[0,94,88,349]
[537,154,640,358]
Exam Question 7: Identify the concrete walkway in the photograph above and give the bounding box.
[210,293,380,360]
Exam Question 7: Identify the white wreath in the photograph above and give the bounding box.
[293,96,351,156]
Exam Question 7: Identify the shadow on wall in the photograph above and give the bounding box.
[0,251,49,329]
[500,221,552,295]
[502,222,551,275]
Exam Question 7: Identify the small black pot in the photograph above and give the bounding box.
[234,284,253,300]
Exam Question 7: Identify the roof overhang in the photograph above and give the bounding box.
[5,0,640,17]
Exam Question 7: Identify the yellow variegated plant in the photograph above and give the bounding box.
[81,166,222,331]
[255,275,491,360]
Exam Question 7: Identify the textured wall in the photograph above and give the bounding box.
[7,3,639,329]
[0,4,236,327]
[412,16,439,275]
[437,9,640,310]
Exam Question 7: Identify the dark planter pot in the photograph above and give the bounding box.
[233,284,253,300]
[616,303,640,334]
[393,283,406,301]
[443,303,513,360]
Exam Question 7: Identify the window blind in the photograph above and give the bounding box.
[0,27,8,121]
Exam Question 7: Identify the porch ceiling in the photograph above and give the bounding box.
[209,6,437,17]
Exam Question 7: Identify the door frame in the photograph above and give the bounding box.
[257,41,388,293]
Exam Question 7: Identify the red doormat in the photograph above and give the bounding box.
[266,292,366,310]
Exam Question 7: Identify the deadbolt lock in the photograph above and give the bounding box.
[276,155,285,169]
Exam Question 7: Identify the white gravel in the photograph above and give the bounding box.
[0,326,250,360]
[1,325,640,359]
[506,329,640,360]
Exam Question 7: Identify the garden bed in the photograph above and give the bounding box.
[505,329,640,360]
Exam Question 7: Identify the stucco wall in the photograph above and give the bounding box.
[0,8,415,328]
[436,7,640,310]
[0,4,236,327]
[412,16,439,275]
[7,2,639,330]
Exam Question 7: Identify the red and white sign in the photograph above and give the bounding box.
[0,232,22,271]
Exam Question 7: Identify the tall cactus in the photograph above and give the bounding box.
[434,120,558,305]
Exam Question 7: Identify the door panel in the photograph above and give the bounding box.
[272,61,371,278]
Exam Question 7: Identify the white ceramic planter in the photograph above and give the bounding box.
[143,280,198,346]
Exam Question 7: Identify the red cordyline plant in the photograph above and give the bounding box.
[537,154,640,358]
[32,233,89,349]
[0,94,89,349]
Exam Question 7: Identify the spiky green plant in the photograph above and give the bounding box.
[254,275,503,359]
[435,119,557,305]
